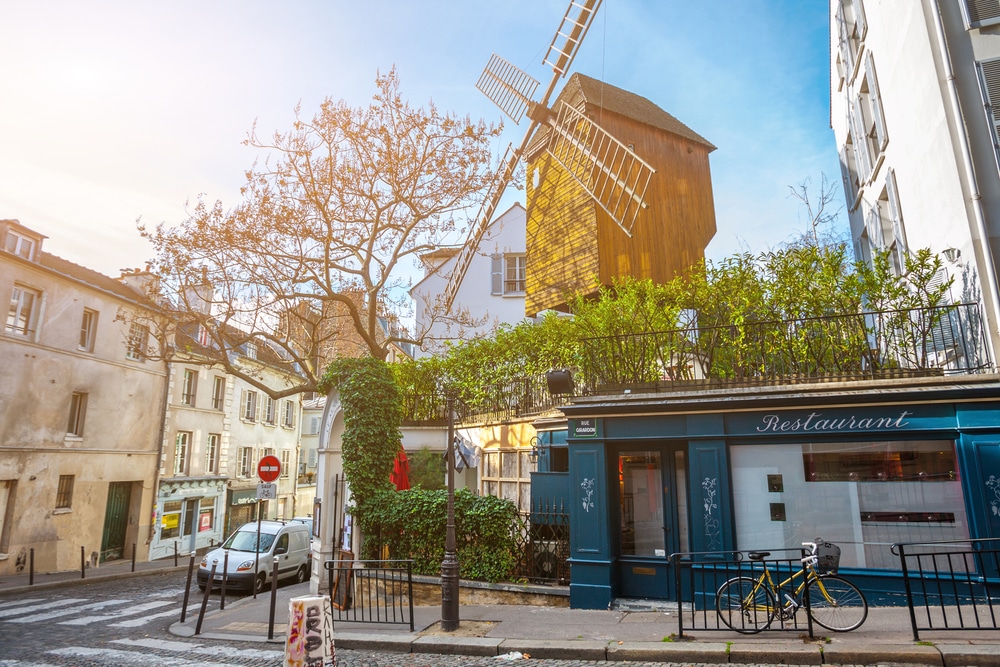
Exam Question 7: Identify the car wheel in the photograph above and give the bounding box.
[295,564,308,584]
[197,584,206,592]
[254,572,267,594]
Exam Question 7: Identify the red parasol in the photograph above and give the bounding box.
[390,447,410,491]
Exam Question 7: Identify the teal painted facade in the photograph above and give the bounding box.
[548,380,1000,609]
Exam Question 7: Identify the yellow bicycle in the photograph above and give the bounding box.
[715,539,868,633]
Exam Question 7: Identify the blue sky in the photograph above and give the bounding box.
[0,0,842,278]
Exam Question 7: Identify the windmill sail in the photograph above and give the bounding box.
[546,101,655,237]
[477,54,540,124]
[544,0,604,75]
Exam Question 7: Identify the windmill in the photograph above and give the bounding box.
[442,0,655,311]
[443,0,717,317]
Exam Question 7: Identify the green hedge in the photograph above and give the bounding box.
[354,488,519,582]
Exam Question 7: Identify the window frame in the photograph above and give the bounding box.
[283,400,296,429]
[125,322,149,361]
[181,369,198,406]
[67,392,87,437]
[4,229,36,260]
[206,433,220,475]
[212,376,226,411]
[79,308,98,352]
[238,447,254,478]
[55,475,75,509]
[264,396,276,425]
[504,254,527,294]
[241,389,259,422]
[6,284,41,338]
[174,431,191,475]
[280,449,291,479]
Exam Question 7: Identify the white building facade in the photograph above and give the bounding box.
[831,0,1000,357]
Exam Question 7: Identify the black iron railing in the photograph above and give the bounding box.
[670,548,818,637]
[323,559,414,631]
[893,537,1000,640]
[579,302,991,393]
[510,499,570,585]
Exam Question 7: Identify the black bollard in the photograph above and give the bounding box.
[268,556,279,640]
[130,543,137,572]
[195,560,216,635]
[80,546,85,579]
[174,541,179,567]
[28,548,34,586]
[220,550,229,611]
[180,552,196,623]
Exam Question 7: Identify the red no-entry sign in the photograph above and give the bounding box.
[257,455,281,482]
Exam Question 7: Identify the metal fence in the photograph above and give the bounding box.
[670,547,819,638]
[323,559,415,631]
[511,499,571,585]
[893,537,1000,640]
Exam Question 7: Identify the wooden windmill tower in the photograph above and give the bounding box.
[442,0,717,317]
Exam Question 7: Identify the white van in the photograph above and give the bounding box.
[197,520,311,593]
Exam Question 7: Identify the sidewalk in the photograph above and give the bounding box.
[3,560,1000,665]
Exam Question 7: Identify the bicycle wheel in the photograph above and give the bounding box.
[716,576,776,634]
[806,575,868,632]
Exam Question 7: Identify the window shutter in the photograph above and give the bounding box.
[240,389,248,418]
[865,52,888,151]
[490,254,503,295]
[885,168,907,254]
[851,0,867,40]
[865,203,884,249]
[836,3,854,82]
[838,145,856,205]
[849,99,872,182]
[965,0,1000,27]
[977,59,1000,176]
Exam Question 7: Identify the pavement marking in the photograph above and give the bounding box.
[145,588,188,598]
[112,638,284,660]
[0,660,62,666]
[58,599,174,625]
[0,599,87,619]
[0,598,45,609]
[109,604,199,628]
[48,647,234,667]
[6,599,130,623]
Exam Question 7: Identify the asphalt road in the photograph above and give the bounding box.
[0,569,763,667]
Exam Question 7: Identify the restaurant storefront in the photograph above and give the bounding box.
[556,377,1000,609]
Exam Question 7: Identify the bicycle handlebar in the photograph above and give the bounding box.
[801,539,820,566]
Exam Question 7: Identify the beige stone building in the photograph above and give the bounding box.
[0,219,166,574]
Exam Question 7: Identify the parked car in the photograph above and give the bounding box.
[289,516,314,543]
[197,520,311,593]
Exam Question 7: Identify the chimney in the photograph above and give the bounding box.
[118,265,160,298]
[182,267,214,316]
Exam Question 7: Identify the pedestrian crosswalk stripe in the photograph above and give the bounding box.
[49,647,234,667]
[7,599,130,623]
[0,660,61,666]
[0,598,44,609]
[112,638,283,660]
[109,604,199,628]
[0,599,87,619]
[58,599,174,625]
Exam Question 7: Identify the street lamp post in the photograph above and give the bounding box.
[440,391,460,631]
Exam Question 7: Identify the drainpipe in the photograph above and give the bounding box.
[931,0,1000,359]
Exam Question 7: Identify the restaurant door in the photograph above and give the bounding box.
[617,445,689,599]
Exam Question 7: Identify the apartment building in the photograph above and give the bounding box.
[0,219,166,573]
[831,0,1000,358]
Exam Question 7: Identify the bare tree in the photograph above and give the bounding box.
[133,68,503,397]
[786,173,847,249]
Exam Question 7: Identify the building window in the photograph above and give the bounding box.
[160,500,181,539]
[206,433,220,474]
[241,389,258,422]
[126,322,149,361]
[246,340,258,360]
[198,497,215,533]
[238,447,254,477]
[181,369,198,406]
[731,440,969,572]
[283,400,296,429]
[281,449,291,479]
[834,0,866,89]
[491,253,526,295]
[482,447,531,512]
[67,392,87,436]
[0,479,15,553]
[977,58,1000,178]
[964,0,1000,28]
[264,396,276,425]
[197,324,211,348]
[6,284,40,337]
[174,432,191,475]
[55,475,75,509]
[79,308,98,352]
[212,376,226,410]
[4,229,36,260]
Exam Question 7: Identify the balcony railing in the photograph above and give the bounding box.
[579,302,992,393]
[400,303,993,424]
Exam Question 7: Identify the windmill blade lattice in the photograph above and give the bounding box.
[546,101,655,237]
[477,54,540,124]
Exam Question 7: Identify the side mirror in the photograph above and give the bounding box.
[275,546,288,555]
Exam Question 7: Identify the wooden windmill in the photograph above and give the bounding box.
[443,0,717,316]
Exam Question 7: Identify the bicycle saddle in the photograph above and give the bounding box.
[748,551,770,560]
